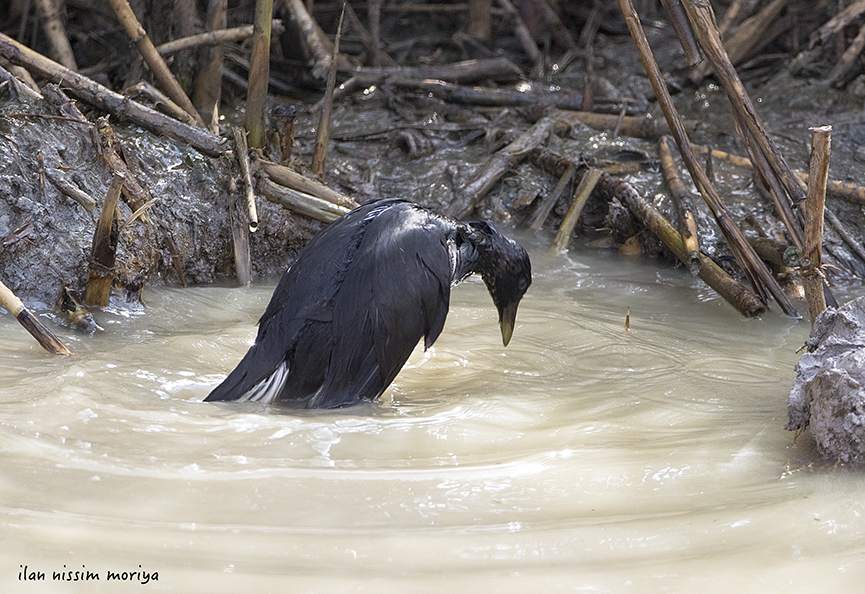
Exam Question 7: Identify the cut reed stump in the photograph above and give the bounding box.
[84,173,124,307]
[801,126,831,326]
[0,279,72,355]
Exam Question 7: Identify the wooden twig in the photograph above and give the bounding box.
[620,0,798,317]
[449,111,561,218]
[658,135,699,270]
[529,162,576,232]
[828,21,865,85]
[257,157,360,208]
[659,0,701,66]
[748,236,800,268]
[34,0,78,71]
[45,168,96,211]
[84,173,124,307]
[156,20,284,56]
[690,143,865,209]
[283,0,333,79]
[809,0,865,48]
[802,126,831,325]
[495,0,541,62]
[106,0,205,127]
[232,127,259,231]
[125,81,201,129]
[0,278,72,355]
[192,0,229,130]
[313,2,344,178]
[0,32,225,156]
[551,167,602,253]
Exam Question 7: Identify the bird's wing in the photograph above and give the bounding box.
[308,206,452,408]
[206,200,406,403]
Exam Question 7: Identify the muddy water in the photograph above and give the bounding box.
[2,242,864,593]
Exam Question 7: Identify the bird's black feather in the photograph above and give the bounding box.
[205,198,530,408]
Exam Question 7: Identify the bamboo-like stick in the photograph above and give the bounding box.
[529,163,576,232]
[658,135,699,270]
[619,0,797,317]
[802,126,831,325]
[84,173,124,307]
[0,33,225,156]
[33,0,78,71]
[748,236,800,268]
[232,127,259,232]
[551,167,602,253]
[0,279,72,355]
[245,0,274,148]
[312,3,345,178]
[106,0,205,127]
[690,143,865,206]
[257,157,360,209]
[259,177,351,222]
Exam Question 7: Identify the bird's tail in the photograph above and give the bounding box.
[204,359,290,405]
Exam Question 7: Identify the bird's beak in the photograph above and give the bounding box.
[498,302,519,346]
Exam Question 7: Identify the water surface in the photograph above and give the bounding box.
[2,245,864,592]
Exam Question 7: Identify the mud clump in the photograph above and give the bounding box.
[788,297,865,463]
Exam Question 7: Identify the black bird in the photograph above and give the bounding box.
[205,198,531,408]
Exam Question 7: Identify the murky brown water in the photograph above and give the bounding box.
[2,241,864,592]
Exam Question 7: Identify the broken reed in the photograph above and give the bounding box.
[0,279,72,355]
[84,173,124,307]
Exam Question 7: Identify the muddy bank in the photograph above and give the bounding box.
[0,85,321,308]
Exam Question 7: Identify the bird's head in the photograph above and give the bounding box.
[468,221,532,346]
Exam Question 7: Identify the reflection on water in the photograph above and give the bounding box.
[2,245,864,592]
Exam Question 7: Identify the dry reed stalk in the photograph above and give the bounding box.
[802,126,831,325]
[259,177,351,222]
[529,163,576,232]
[658,135,699,270]
[468,0,492,40]
[257,158,360,209]
[0,279,72,355]
[106,0,205,127]
[551,168,602,253]
[620,0,798,317]
[245,0,274,148]
[312,2,345,178]
[192,0,228,129]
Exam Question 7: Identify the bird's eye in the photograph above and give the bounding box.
[518,277,528,291]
